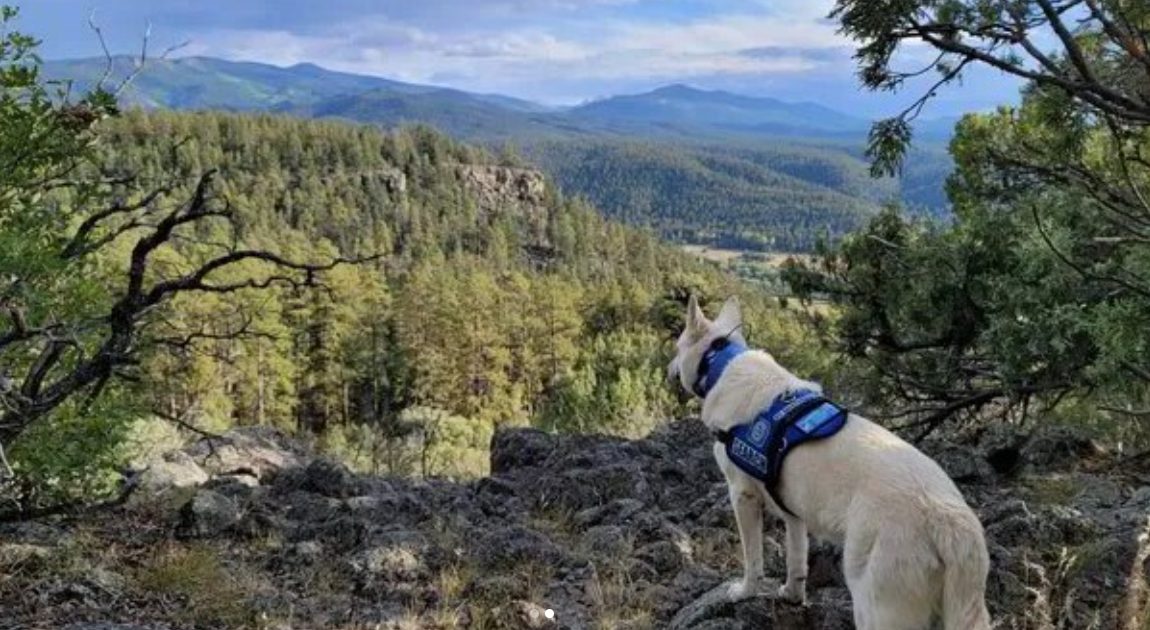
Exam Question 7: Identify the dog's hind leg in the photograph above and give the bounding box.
[726,480,766,601]
[843,529,875,630]
[778,514,808,604]
[856,525,940,630]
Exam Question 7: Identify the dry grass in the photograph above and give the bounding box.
[680,245,815,269]
[409,557,559,630]
[585,560,654,630]
[1120,521,1150,630]
[1016,547,1106,630]
[691,528,742,574]
[681,245,747,264]
[425,562,474,629]
[1023,475,1084,506]
[530,506,581,548]
[134,543,259,627]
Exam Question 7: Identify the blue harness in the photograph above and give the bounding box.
[694,338,848,515]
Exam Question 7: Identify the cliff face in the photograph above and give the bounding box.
[456,165,549,211]
[1,421,1147,630]
[455,164,554,261]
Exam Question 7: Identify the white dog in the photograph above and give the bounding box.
[668,295,990,630]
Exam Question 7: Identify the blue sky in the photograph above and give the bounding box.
[18,0,1020,116]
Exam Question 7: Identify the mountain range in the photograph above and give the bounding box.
[45,55,956,251]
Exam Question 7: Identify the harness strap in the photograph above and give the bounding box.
[764,395,830,485]
[712,394,838,518]
[712,426,797,518]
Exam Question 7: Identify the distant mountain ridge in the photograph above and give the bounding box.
[45,55,885,139]
[45,56,414,110]
[572,83,868,136]
[45,55,955,251]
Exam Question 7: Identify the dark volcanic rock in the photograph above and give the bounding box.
[5,419,1147,630]
[177,488,242,538]
[1022,426,1104,470]
[929,442,994,483]
[303,457,361,498]
[469,524,568,570]
[667,581,854,630]
[65,625,158,630]
[490,427,558,474]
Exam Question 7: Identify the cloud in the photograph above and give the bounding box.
[180,2,856,102]
[610,13,844,56]
[739,46,847,63]
[441,33,587,61]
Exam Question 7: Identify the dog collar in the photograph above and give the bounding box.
[692,338,747,398]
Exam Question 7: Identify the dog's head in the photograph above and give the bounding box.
[667,294,745,397]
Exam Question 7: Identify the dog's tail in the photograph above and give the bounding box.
[936,508,992,630]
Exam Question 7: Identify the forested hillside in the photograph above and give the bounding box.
[5,105,824,505]
[524,140,879,251]
[569,84,867,136]
[45,57,954,253]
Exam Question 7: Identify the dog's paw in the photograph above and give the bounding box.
[777,580,807,605]
[726,578,762,602]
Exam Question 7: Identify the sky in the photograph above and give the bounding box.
[17,0,1021,117]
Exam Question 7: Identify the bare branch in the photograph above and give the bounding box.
[1,167,381,450]
[87,10,114,93]
[62,184,174,259]
[1034,0,1098,85]
[914,27,1150,123]
[151,408,222,440]
[86,12,192,98]
[1083,0,1150,80]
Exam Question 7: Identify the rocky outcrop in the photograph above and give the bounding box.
[456,165,548,210]
[125,426,306,507]
[1,420,1146,630]
[453,164,557,266]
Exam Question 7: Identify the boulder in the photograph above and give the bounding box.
[468,525,567,571]
[636,540,687,574]
[580,525,632,558]
[490,427,558,473]
[1022,426,1104,471]
[303,457,360,498]
[574,498,646,529]
[929,442,994,483]
[178,489,242,538]
[184,426,307,480]
[978,423,1030,475]
[127,450,208,506]
[545,464,653,513]
[351,544,423,583]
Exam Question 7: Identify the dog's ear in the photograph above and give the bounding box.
[714,296,742,333]
[686,294,707,334]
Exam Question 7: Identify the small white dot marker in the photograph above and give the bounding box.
[545,609,555,619]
